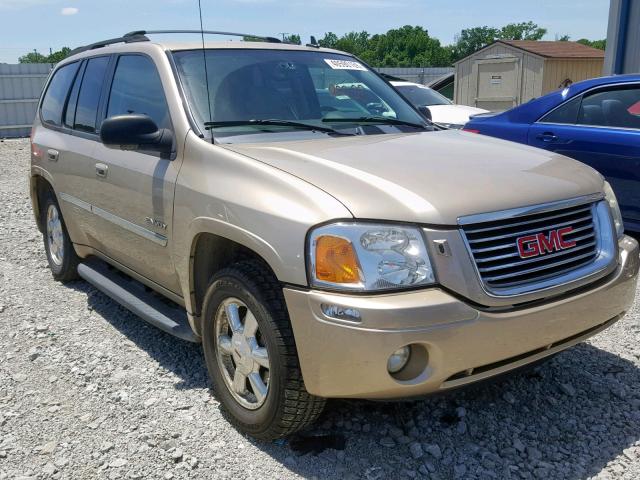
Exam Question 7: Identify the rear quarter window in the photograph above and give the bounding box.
[40,62,80,126]
[539,96,581,124]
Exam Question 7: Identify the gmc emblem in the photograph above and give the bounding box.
[516,226,576,259]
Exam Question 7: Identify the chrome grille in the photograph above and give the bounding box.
[462,202,599,292]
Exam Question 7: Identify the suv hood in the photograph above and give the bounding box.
[223,130,603,225]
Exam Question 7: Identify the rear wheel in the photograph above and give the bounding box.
[201,260,325,440]
[41,191,79,282]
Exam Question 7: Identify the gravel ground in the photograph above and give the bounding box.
[1,137,640,480]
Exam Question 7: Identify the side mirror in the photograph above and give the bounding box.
[100,114,173,156]
[417,105,432,121]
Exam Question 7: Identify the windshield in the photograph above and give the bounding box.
[395,84,452,107]
[172,49,427,140]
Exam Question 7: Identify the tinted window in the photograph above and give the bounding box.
[41,62,80,126]
[540,96,581,124]
[395,85,451,106]
[578,85,640,129]
[74,56,110,133]
[64,62,85,128]
[107,55,170,129]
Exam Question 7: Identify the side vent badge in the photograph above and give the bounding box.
[433,239,451,257]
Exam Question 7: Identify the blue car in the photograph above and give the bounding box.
[465,74,640,232]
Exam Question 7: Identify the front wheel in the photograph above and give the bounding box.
[201,260,325,440]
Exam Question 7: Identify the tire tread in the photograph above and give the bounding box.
[204,260,325,440]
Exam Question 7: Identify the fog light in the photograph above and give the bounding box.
[387,346,411,373]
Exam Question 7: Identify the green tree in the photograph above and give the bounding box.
[452,22,547,61]
[318,32,338,48]
[317,26,452,67]
[577,38,606,50]
[18,50,48,63]
[283,34,301,45]
[499,21,546,41]
[47,47,72,63]
[19,47,71,64]
[452,26,500,60]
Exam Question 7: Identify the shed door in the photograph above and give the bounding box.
[473,58,520,111]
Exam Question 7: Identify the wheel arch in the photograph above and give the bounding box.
[186,220,294,336]
[30,172,56,233]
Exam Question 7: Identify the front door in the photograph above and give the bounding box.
[89,54,182,293]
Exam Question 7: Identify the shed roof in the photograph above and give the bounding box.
[496,40,605,59]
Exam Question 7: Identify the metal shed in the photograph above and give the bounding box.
[454,40,605,110]
[0,63,51,138]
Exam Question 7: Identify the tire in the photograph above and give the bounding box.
[201,260,325,440]
[41,190,79,282]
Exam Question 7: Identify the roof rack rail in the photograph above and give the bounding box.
[69,29,283,57]
[69,33,149,56]
[124,30,282,44]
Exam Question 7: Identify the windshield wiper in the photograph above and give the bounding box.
[321,116,429,130]
[204,119,353,135]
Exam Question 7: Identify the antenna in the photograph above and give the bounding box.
[198,0,214,143]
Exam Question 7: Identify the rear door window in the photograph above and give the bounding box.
[40,62,80,126]
[73,56,110,133]
[578,85,640,129]
[107,55,170,129]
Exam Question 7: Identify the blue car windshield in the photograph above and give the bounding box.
[172,48,427,139]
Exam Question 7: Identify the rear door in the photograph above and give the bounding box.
[87,54,182,293]
[528,84,640,230]
[34,58,110,247]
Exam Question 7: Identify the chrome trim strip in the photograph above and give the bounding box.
[482,248,597,280]
[59,192,168,247]
[466,214,592,243]
[463,205,592,234]
[59,192,92,212]
[536,121,640,133]
[457,193,604,226]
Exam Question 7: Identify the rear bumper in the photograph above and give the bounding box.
[284,235,639,399]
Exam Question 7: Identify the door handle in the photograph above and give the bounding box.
[536,132,559,142]
[47,149,59,162]
[95,163,108,178]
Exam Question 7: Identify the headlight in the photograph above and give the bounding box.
[308,222,435,291]
[603,181,624,238]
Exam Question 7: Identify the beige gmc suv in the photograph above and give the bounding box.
[30,30,639,440]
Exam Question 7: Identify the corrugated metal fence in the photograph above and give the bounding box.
[375,67,454,85]
[0,63,51,138]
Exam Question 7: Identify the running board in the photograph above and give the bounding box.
[77,258,199,343]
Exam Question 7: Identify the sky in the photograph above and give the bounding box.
[0,0,610,64]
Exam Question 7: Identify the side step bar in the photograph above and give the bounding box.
[78,258,199,343]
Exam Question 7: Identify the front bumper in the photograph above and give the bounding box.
[284,236,639,399]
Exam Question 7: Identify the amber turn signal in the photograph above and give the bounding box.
[315,235,361,284]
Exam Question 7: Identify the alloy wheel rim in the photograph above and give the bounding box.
[46,204,64,266]
[215,297,270,410]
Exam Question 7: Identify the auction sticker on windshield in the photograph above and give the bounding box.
[324,59,367,71]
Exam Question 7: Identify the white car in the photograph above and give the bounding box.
[390,81,488,129]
